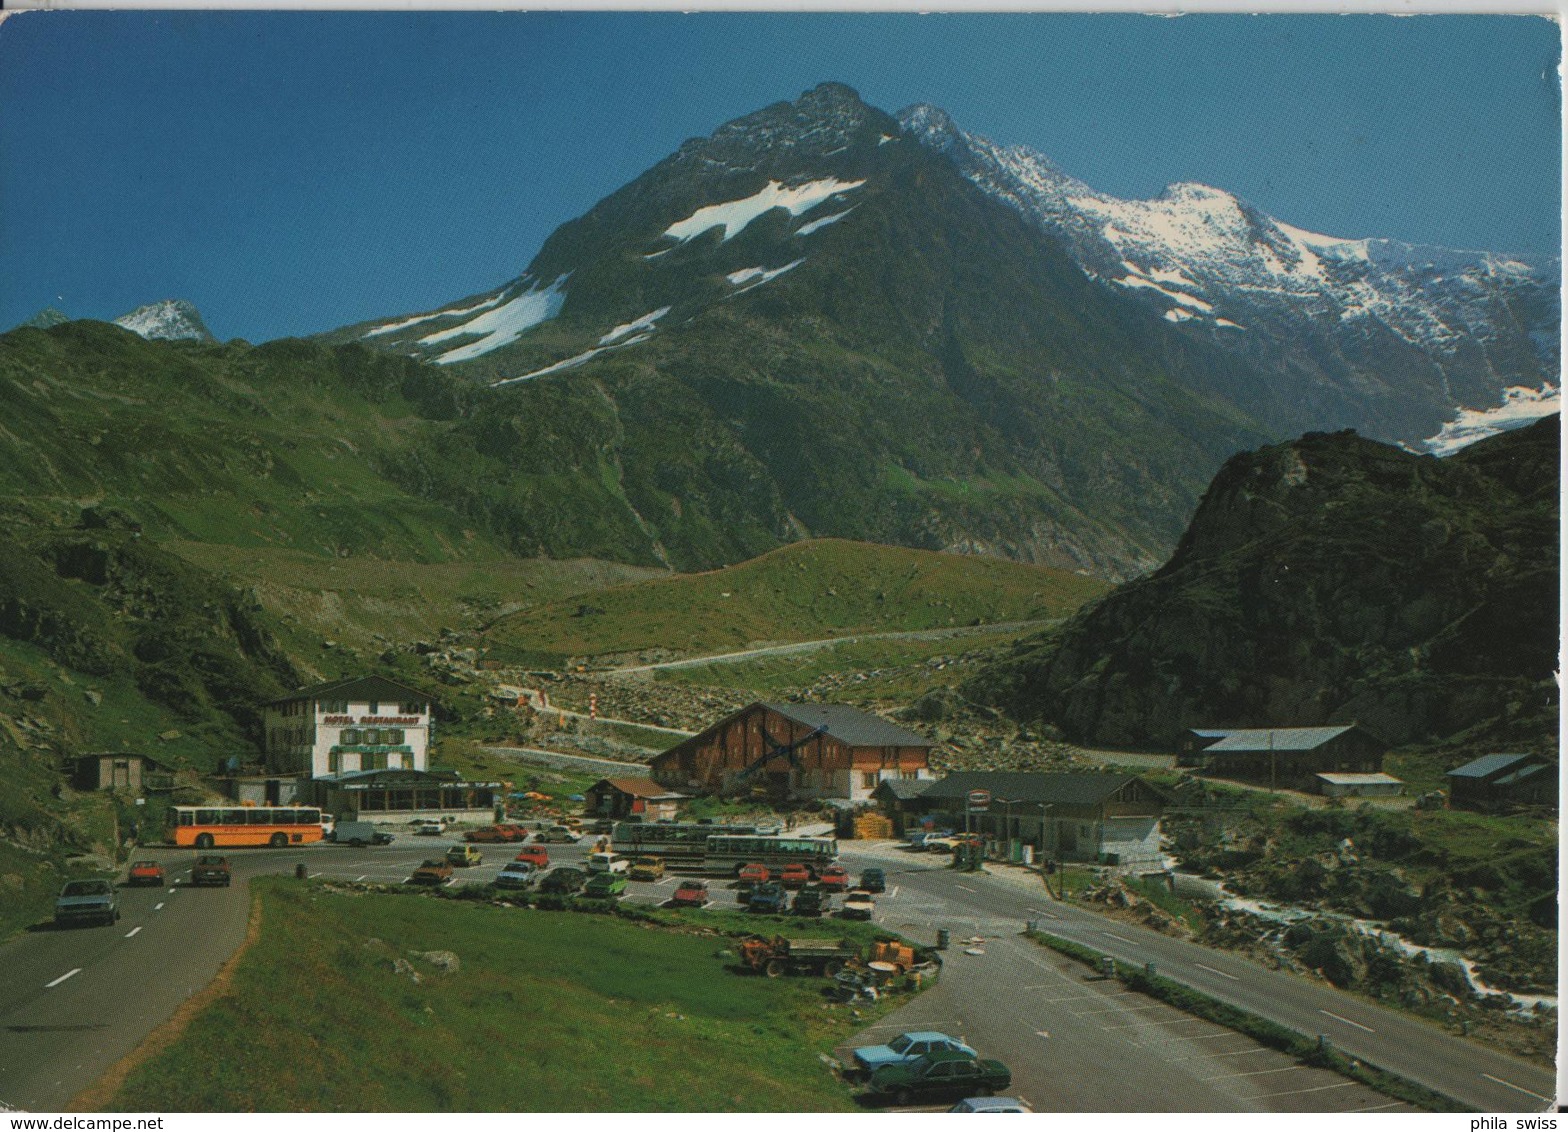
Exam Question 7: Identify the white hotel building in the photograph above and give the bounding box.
[262,675,432,777]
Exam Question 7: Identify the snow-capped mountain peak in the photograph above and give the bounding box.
[113,299,215,343]
[898,103,1559,450]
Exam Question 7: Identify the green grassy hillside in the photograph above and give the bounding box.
[484,538,1108,664]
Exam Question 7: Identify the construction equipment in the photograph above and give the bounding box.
[735,934,859,978]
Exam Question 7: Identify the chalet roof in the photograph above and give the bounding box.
[1446,753,1538,780]
[917,771,1146,807]
[1201,726,1360,753]
[265,675,432,709]
[760,702,935,748]
[591,777,685,800]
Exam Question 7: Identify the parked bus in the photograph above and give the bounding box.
[167,804,328,849]
[610,822,756,869]
[702,834,838,878]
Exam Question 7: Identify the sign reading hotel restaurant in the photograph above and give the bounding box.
[966,789,991,812]
[323,715,420,726]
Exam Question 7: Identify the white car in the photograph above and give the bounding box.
[411,819,445,836]
[586,851,630,874]
[494,862,537,890]
[949,1097,1033,1113]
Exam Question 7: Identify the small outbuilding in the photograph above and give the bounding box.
[1181,725,1386,790]
[1313,772,1405,798]
[584,777,686,823]
[72,753,176,793]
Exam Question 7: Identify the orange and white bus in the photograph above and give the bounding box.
[167,804,329,849]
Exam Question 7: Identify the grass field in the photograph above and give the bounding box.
[108,880,897,1111]
[485,538,1107,664]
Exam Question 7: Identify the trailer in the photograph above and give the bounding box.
[736,934,859,978]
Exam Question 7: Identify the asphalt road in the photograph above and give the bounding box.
[835,843,1559,1113]
[1,835,1556,1113]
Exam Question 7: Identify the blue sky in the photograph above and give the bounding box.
[0,11,1558,342]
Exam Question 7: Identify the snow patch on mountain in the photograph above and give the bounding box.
[420,275,568,364]
[726,260,806,295]
[599,307,671,346]
[492,329,654,388]
[1422,385,1561,455]
[662,178,865,245]
[114,300,214,343]
[365,293,504,338]
[796,208,854,236]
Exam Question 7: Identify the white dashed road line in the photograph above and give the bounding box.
[153,902,165,911]
[45,969,81,988]
[1193,962,1239,981]
[124,926,142,938]
[1318,1009,1375,1033]
[1480,1073,1553,1105]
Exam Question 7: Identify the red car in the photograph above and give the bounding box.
[738,863,770,886]
[514,845,550,869]
[127,860,165,887]
[670,880,709,907]
[817,864,850,892]
[780,863,812,890]
[465,825,527,843]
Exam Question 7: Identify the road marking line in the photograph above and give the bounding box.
[1480,1073,1553,1104]
[153,902,165,911]
[1318,1009,1375,1033]
[1256,1082,1356,1099]
[1035,991,1139,1002]
[1101,932,1135,944]
[46,969,81,988]
[124,926,142,938]
[1202,1066,1305,1081]
[955,884,977,893]
[1193,962,1239,981]
[1071,1003,1169,1017]
[355,875,367,882]
[890,886,900,898]
[1100,1016,1210,1031]
[167,888,177,893]
[1344,1102,1408,1113]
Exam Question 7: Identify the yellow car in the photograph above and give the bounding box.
[446,844,483,867]
[628,856,665,881]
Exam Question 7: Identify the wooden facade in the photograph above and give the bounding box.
[650,702,934,802]
[72,754,175,793]
[584,777,685,822]
[1184,725,1386,790]
[1446,754,1557,812]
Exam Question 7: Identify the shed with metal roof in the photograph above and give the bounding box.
[1446,754,1556,811]
[1181,724,1386,790]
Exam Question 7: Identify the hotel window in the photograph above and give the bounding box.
[386,729,404,745]
[861,772,878,789]
[342,729,361,745]
[368,702,379,714]
[399,702,422,715]
[363,729,381,745]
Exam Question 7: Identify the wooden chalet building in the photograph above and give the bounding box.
[1181,725,1386,790]
[1446,754,1557,812]
[649,701,935,803]
[71,753,176,794]
[584,777,686,822]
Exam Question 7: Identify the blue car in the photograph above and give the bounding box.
[852,1031,977,1076]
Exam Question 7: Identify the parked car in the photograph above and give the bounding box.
[949,1097,1033,1113]
[586,851,630,874]
[746,882,789,914]
[333,821,394,846]
[923,836,961,854]
[859,867,886,893]
[868,1051,1011,1107]
[410,859,454,885]
[539,867,586,895]
[494,861,537,890]
[817,864,850,891]
[190,855,232,887]
[737,863,770,886]
[514,846,550,869]
[779,863,812,889]
[853,1031,978,1076]
[791,885,830,917]
[536,826,581,844]
[628,855,665,881]
[588,818,616,835]
[840,889,876,921]
[583,872,629,899]
[670,879,709,907]
[54,878,118,927]
[446,844,483,867]
[127,860,165,887]
[466,825,526,843]
[411,819,446,836]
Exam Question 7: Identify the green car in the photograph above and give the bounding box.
[868,1050,1011,1107]
[583,872,628,898]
